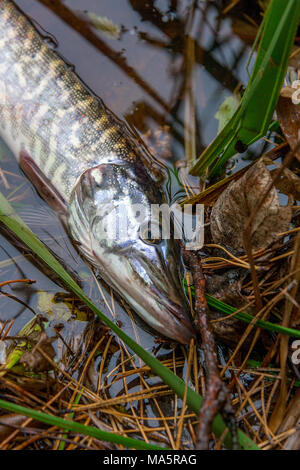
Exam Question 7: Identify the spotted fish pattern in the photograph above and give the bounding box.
[0,0,195,344]
[0,0,150,201]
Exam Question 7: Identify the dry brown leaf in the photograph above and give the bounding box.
[22,332,56,372]
[210,160,292,252]
[271,167,300,200]
[277,95,300,161]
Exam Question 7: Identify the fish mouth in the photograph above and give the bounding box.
[68,180,195,344]
[151,286,196,344]
[151,285,196,344]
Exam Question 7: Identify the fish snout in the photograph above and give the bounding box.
[155,293,196,344]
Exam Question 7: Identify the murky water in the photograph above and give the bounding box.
[0,0,267,414]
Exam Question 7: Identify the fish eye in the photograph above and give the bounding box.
[140,223,162,245]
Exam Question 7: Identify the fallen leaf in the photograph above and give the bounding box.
[277,95,300,161]
[36,290,87,322]
[22,332,56,372]
[271,167,300,200]
[1,316,46,376]
[210,160,292,252]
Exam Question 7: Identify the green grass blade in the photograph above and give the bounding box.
[183,282,300,338]
[189,0,300,177]
[58,392,82,450]
[246,359,299,387]
[0,399,164,449]
[0,191,259,450]
[210,0,299,175]
[206,295,300,339]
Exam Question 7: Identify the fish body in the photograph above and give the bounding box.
[0,0,194,343]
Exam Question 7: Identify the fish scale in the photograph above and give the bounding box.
[0,0,195,344]
[0,0,139,200]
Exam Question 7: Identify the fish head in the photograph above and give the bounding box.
[68,161,195,344]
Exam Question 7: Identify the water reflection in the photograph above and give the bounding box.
[0,0,266,349]
[0,0,267,445]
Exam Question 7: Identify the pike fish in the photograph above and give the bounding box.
[0,0,194,343]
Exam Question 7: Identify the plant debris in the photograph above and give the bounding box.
[0,0,299,453]
[84,11,120,39]
[22,332,56,373]
[210,160,292,252]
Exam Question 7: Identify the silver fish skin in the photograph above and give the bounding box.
[0,0,195,343]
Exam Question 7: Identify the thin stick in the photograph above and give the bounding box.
[182,249,237,450]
